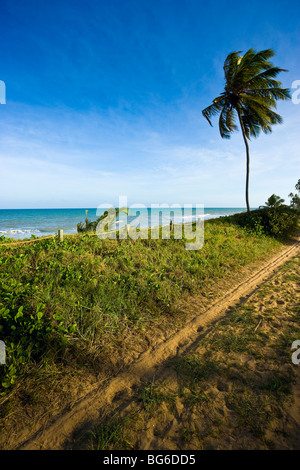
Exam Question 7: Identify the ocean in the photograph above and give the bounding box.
[0,207,247,240]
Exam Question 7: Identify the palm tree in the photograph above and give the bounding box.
[289,178,300,209]
[202,48,291,212]
[264,194,285,208]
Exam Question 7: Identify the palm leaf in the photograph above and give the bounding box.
[202,96,225,126]
[224,51,242,86]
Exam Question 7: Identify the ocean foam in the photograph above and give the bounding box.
[0,229,42,234]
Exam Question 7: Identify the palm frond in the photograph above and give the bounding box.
[239,98,283,136]
[247,66,287,84]
[234,48,277,90]
[240,92,277,109]
[254,87,291,101]
[218,105,237,139]
[238,104,263,138]
[223,51,242,85]
[241,48,275,73]
[202,96,225,126]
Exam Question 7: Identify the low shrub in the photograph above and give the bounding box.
[227,206,299,238]
[0,302,77,392]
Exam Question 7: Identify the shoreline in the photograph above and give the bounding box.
[0,208,248,241]
[0,208,247,241]
[1,217,221,246]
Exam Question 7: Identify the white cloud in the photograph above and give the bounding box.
[0,100,298,209]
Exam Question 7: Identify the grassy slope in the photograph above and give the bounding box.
[87,255,300,451]
[0,217,291,442]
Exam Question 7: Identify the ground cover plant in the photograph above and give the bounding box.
[86,255,300,450]
[0,215,298,449]
[0,220,284,393]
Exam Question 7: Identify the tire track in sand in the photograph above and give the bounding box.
[18,238,300,450]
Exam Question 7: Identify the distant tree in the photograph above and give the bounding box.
[289,179,300,210]
[77,207,129,233]
[202,48,291,212]
[264,194,285,208]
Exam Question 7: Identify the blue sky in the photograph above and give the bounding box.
[1,0,299,209]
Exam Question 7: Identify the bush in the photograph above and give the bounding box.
[77,208,128,234]
[0,301,77,393]
[77,218,98,233]
[228,206,299,238]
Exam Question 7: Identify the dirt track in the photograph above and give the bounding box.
[17,237,300,450]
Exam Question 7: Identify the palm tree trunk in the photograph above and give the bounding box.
[237,109,250,212]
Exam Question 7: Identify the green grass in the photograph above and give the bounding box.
[174,354,220,383]
[259,370,294,396]
[226,390,277,439]
[89,413,133,450]
[137,378,176,413]
[174,354,220,410]
[0,218,286,395]
[60,254,300,450]
[206,328,260,353]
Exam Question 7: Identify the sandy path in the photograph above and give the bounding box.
[18,238,300,450]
